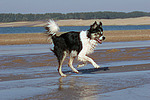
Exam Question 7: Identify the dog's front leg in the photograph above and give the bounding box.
[78,56,100,68]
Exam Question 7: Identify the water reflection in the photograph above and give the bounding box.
[57,76,100,99]
[57,67,109,99]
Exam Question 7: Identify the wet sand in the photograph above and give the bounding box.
[0,41,150,99]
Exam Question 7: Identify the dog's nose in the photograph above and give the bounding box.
[103,36,105,40]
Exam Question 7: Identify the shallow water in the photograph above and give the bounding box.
[0,40,150,56]
[1,25,150,34]
[0,41,150,100]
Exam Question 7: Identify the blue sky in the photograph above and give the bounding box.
[0,0,150,13]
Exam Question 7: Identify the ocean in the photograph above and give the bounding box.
[0,25,150,34]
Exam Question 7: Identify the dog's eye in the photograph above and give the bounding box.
[97,32,101,35]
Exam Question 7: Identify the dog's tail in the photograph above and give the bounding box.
[45,19,60,36]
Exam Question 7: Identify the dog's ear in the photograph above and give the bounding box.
[90,21,98,29]
[45,27,49,31]
[99,22,102,27]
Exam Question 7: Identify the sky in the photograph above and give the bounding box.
[0,0,150,13]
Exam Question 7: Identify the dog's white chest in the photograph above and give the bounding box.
[79,31,97,55]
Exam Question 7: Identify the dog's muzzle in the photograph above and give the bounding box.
[96,36,105,44]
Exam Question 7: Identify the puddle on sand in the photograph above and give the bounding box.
[0,40,150,56]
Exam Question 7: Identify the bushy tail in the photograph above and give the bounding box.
[45,19,60,36]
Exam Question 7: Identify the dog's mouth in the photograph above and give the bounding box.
[95,38,102,44]
[95,36,105,44]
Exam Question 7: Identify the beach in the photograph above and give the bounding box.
[0,17,150,100]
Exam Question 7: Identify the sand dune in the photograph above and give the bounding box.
[57,17,150,26]
[0,17,150,27]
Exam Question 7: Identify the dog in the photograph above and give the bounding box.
[45,20,105,77]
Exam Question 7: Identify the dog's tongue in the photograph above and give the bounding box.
[96,39,102,44]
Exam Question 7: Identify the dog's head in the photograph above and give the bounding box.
[87,21,105,44]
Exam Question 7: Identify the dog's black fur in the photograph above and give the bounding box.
[52,31,82,62]
[45,20,105,77]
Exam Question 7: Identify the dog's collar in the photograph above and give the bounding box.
[52,33,56,36]
[48,32,56,36]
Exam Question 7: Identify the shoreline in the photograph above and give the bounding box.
[0,17,150,27]
[0,30,150,45]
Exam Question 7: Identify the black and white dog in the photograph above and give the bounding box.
[45,20,105,77]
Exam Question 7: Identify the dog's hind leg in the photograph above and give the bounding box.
[68,51,79,73]
[68,56,79,73]
[57,51,67,77]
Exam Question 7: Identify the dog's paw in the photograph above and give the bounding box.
[94,65,101,68]
[77,63,87,68]
[77,64,84,68]
[72,69,79,74]
[60,73,67,77]
[74,70,79,74]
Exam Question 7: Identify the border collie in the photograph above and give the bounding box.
[45,20,105,77]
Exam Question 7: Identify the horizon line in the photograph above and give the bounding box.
[0,10,150,14]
